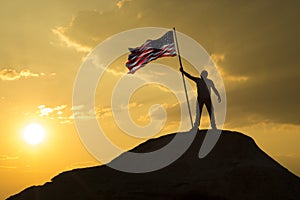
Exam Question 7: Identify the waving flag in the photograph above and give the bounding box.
[126,31,176,74]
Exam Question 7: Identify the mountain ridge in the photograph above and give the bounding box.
[8,130,300,200]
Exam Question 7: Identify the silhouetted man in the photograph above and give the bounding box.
[180,67,221,129]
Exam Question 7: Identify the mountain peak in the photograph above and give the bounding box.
[8,130,300,200]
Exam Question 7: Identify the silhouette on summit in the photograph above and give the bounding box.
[180,67,221,129]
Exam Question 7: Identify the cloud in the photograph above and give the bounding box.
[52,26,92,53]
[72,109,96,120]
[71,104,85,111]
[105,67,127,77]
[95,105,113,119]
[38,104,67,117]
[0,155,18,169]
[211,54,249,82]
[116,0,132,9]
[95,102,143,121]
[0,68,56,81]
[0,155,19,161]
[0,68,39,81]
[37,104,73,124]
[51,1,300,126]
[50,8,141,52]
[39,104,112,124]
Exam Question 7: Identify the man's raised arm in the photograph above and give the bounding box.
[180,67,198,82]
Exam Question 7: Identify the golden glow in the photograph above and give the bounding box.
[22,123,46,145]
[0,1,298,199]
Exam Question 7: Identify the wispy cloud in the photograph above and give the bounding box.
[95,105,112,119]
[0,68,40,81]
[38,104,67,117]
[52,26,92,53]
[37,104,98,124]
[0,155,19,161]
[37,104,74,124]
[0,155,18,169]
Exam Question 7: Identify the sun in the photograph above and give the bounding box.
[23,123,46,145]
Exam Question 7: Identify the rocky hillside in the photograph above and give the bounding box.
[8,130,300,200]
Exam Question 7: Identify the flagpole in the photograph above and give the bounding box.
[173,27,194,127]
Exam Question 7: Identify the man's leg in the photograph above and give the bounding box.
[205,99,216,129]
[193,100,204,130]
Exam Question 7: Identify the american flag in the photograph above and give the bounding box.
[126,31,177,74]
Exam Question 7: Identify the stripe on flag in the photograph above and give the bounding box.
[125,31,176,74]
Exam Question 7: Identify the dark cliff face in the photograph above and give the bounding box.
[7,130,300,200]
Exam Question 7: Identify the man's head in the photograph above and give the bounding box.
[201,70,208,79]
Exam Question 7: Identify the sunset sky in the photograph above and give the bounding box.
[1,0,299,199]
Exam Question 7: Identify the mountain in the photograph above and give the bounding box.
[7,130,300,200]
